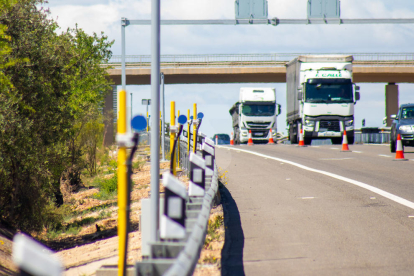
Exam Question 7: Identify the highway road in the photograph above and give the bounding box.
[217,143,414,276]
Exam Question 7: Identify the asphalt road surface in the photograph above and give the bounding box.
[217,143,414,276]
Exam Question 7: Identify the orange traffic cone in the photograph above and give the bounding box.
[247,130,254,146]
[230,132,234,145]
[341,130,350,152]
[394,134,408,161]
[268,129,275,144]
[298,128,305,147]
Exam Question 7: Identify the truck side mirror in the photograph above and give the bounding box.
[355,92,360,101]
[298,92,303,101]
[390,114,397,120]
[277,104,281,116]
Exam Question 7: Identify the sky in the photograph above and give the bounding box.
[44,0,414,137]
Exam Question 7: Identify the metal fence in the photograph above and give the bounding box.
[354,132,390,144]
[107,53,414,67]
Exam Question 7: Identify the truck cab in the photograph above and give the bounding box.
[286,55,360,145]
[230,88,281,144]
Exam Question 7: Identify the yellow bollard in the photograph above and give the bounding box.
[193,103,197,153]
[146,111,149,132]
[117,90,128,276]
[177,110,180,169]
[187,109,190,155]
[170,101,176,175]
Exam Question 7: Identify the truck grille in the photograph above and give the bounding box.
[246,122,271,129]
[319,121,340,131]
[252,130,269,138]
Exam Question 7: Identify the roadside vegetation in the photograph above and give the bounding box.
[0,0,114,235]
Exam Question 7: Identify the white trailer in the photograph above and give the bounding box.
[229,87,281,144]
[286,55,360,145]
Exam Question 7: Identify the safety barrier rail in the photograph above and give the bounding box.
[132,136,219,276]
[107,53,414,67]
[355,132,390,144]
[164,164,219,276]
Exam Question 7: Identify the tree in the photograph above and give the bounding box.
[0,0,113,232]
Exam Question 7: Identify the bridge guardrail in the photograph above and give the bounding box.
[107,53,414,67]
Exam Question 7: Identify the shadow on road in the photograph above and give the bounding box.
[220,183,245,276]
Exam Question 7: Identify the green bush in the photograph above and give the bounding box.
[92,173,118,200]
[133,157,146,171]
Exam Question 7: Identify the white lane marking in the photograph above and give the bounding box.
[300,197,315,199]
[310,146,320,148]
[219,146,414,210]
[409,216,414,218]
[365,144,388,146]
[286,178,291,181]
[319,158,353,160]
[330,148,340,150]
[370,197,376,200]
[378,154,392,158]
[353,151,363,153]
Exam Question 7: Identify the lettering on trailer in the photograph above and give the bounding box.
[160,172,187,239]
[315,73,342,78]
[189,153,206,196]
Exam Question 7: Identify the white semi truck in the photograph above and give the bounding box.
[286,55,360,145]
[229,87,281,144]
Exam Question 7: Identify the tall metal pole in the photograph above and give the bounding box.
[161,73,166,161]
[121,19,126,91]
[150,0,161,245]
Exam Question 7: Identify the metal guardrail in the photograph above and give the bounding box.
[132,137,219,276]
[107,53,414,67]
[355,132,390,144]
[164,165,218,276]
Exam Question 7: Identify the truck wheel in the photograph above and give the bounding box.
[289,125,297,144]
[390,139,396,153]
[235,129,240,145]
[304,137,312,145]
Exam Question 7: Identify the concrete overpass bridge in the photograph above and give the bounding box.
[105,53,414,84]
[103,53,414,144]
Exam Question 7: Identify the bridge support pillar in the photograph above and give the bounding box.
[103,85,117,146]
[385,83,399,127]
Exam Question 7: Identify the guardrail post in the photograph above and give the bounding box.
[13,233,64,276]
[202,143,215,190]
[160,173,187,240]
[189,153,206,196]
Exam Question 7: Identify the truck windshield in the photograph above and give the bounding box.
[305,79,353,103]
[242,105,275,116]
